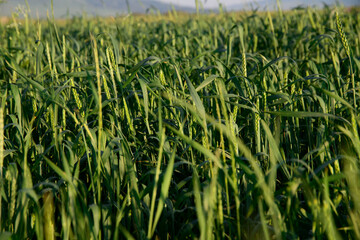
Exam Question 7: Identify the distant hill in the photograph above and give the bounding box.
[279,0,360,9]
[84,0,196,14]
[228,0,360,11]
[0,0,359,18]
[0,0,195,18]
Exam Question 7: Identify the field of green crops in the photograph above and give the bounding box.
[0,3,360,239]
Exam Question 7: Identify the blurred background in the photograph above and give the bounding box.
[0,0,359,18]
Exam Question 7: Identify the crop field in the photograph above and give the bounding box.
[0,3,360,239]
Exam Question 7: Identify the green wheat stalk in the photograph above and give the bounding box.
[0,107,3,230]
[92,34,103,205]
[336,11,356,109]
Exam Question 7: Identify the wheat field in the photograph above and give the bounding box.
[0,2,360,239]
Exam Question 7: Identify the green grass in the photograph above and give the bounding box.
[0,3,360,239]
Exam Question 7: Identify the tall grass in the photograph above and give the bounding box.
[0,3,359,239]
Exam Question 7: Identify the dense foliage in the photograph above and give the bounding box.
[0,5,360,239]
